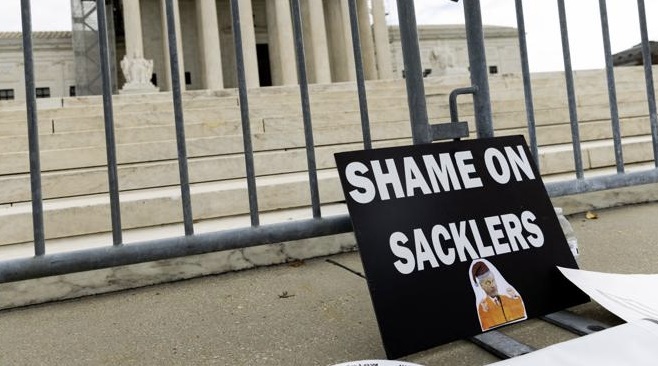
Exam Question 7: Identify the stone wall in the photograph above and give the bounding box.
[0,32,76,101]
[389,25,521,77]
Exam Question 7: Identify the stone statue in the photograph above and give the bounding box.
[429,46,468,77]
[120,55,158,94]
[121,55,154,84]
[429,46,454,73]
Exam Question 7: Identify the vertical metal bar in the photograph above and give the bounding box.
[636,0,658,166]
[599,0,624,173]
[21,0,45,256]
[395,1,430,144]
[165,0,194,235]
[290,0,321,218]
[229,0,260,226]
[557,0,584,179]
[96,0,123,245]
[463,0,494,139]
[347,0,372,150]
[514,0,538,165]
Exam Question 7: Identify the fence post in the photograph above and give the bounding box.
[463,0,494,138]
[396,1,431,145]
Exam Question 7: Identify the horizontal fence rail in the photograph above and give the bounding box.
[1,0,657,283]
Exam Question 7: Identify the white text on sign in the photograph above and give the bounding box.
[345,145,535,204]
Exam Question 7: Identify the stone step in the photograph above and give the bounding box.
[2,65,657,249]
[0,107,422,154]
[0,94,419,128]
[0,169,347,246]
[0,96,653,176]
[1,72,654,129]
[1,123,653,203]
[0,134,656,247]
[0,117,423,175]
[263,99,651,133]
[33,65,648,112]
[536,135,656,175]
[0,122,256,153]
[0,111,260,137]
[0,79,415,120]
[497,116,652,146]
[0,92,236,121]
[1,87,652,142]
[0,202,351,262]
[2,65,654,120]
[2,99,652,176]
[0,137,412,204]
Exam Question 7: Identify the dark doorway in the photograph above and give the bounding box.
[256,44,272,87]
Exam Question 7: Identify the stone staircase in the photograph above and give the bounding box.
[1,66,657,258]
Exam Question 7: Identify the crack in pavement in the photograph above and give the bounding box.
[325,259,366,279]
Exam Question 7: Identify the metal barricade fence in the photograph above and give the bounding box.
[1,0,657,294]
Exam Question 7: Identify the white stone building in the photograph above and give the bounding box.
[0,1,522,100]
[0,32,76,101]
[116,0,393,93]
[389,24,521,78]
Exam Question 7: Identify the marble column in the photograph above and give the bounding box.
[341,0,356,81]
[301,0,331,84]
[238,0,260,88]
[266,0,297,86]
[372,0,393,79]
[123,0,144,59]
[160,0,186,91]
[324,0,354,82]
[357,0,378,80]
[120,0,158,93]
[196,0,224,90]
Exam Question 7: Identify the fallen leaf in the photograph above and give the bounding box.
[288,260,305,268]
[585,211,598,220]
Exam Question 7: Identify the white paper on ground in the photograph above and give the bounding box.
[488,319,658,366]
[557,267,658,322]
[331,361,423,366]
[488,268,658,365]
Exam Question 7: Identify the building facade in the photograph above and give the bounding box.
[389,25,521,78]
[0,1,524,101]
[117,0,393,93]
[0,32,76,101]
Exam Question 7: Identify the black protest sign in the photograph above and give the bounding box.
[334,135,588,359]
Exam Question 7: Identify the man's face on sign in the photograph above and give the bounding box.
[479,273,498,298]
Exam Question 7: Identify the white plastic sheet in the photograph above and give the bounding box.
[331,361,423,366]
[490,267,658,365]
[488,319,658,366]
[558,267,658,322]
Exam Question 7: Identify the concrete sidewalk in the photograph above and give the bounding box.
[1,202,658,365]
